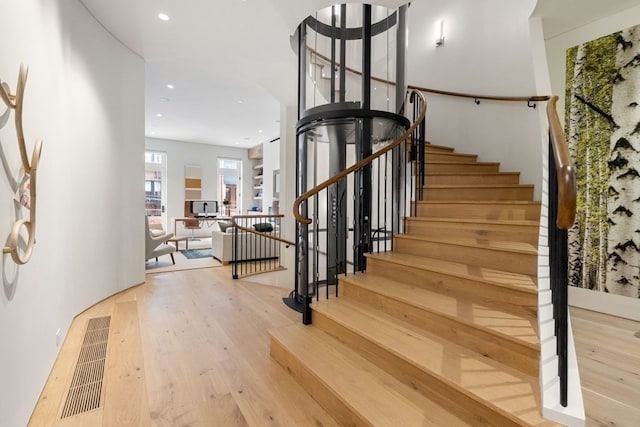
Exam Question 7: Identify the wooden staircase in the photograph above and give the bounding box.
[270,143,559,426]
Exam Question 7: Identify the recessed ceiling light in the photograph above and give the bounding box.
[258,129,263,133]
[156,113,163,118]
[158,13,170,21]
[166,84,174,89]
[237,99,244,104]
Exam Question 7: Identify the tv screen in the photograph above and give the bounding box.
[191,200,218,216]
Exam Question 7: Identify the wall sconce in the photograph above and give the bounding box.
[435,20,445,47]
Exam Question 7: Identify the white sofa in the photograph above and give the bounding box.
[212,226,279,264]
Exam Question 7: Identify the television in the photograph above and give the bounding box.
[190,200,218,217]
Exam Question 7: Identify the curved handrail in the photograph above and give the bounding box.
[230,214,295,247]
[309,49,549,104]
[547,96,576,229]
[407,84,550,104]
[293,89,427,224]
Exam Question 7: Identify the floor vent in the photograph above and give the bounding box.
[60,316,111,418]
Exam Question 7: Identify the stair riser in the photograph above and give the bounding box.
[426,163,500,173]
[270,336,366,426]
[425,153,478,163]
[415,202,541,220]
[366,257,537,308]
[393,238,537,276]
[426,173,520,186]
[423,186,534,201]
[404,220,539,245]
[341,282,539,377]
[312,310,524,427]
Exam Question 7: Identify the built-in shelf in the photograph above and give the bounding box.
[249,143,264,212]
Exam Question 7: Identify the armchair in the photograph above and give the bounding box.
[145,216,176,264]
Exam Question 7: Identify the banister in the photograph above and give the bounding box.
[230,214,295,246]
[407,84,550,104]
[546,96,576,229]
[309,49,549,104]
[293,89,427,225]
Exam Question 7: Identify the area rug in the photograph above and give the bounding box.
[180,248,213,259]
[145,244,222,275]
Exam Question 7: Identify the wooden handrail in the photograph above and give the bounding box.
[407,84,550,104]
[547,96,576,229]
[309,49,549,104]
[230,214,295,247]
[293,89,427,225]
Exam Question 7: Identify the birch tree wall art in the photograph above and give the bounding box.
[566,24,640,299]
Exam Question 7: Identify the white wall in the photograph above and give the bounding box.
[0,1,145,426]
[407,0,544,199]
[261,137,280,214]
[145,137,251,235]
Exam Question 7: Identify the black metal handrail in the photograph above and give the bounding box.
[547,96,577,408]
[230,214,294,279]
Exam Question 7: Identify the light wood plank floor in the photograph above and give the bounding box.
[29,267,640,426]
[570,307,640,427]
[30,266,339,427]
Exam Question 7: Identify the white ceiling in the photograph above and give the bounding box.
[79,0,638,149]
[79,0,405,148]
[532,0,640,39]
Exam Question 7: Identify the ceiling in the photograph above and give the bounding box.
[532,0,640,39]
[79,0,640,149]
[79,0,405,149]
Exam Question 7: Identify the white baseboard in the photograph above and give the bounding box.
[569,287,640,321]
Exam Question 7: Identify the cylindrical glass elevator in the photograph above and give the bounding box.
[289,3,410,322]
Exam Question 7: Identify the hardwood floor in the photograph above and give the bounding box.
[29,267,339,427]
[28,267,640,426]
[570,307,640,427]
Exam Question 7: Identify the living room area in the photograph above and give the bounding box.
[144,136,282,273]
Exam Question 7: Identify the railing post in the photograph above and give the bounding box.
[232,220,238,279]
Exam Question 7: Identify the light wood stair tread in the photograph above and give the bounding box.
[340,273,539,347]
[426,160,500,166]
[396,233,537,254]
[424,143,455,152]
[405,216,539,227]
[424,183,534,189]
[311,299,552,426]
[426,171,519,176]
[270,323,472,427]
[366,252,537,293]
[417,200,541,206]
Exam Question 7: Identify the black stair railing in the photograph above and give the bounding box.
[547,96,577,407]
[290,89,427,324]
[230,214,294,279]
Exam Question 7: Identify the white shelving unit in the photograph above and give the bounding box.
[249,144,263,213]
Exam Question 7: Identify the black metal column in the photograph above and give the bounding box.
[327,125,347,285]
[354,5,373,272]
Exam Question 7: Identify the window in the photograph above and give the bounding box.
[218,158,242,216]
[145,151,167,227]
